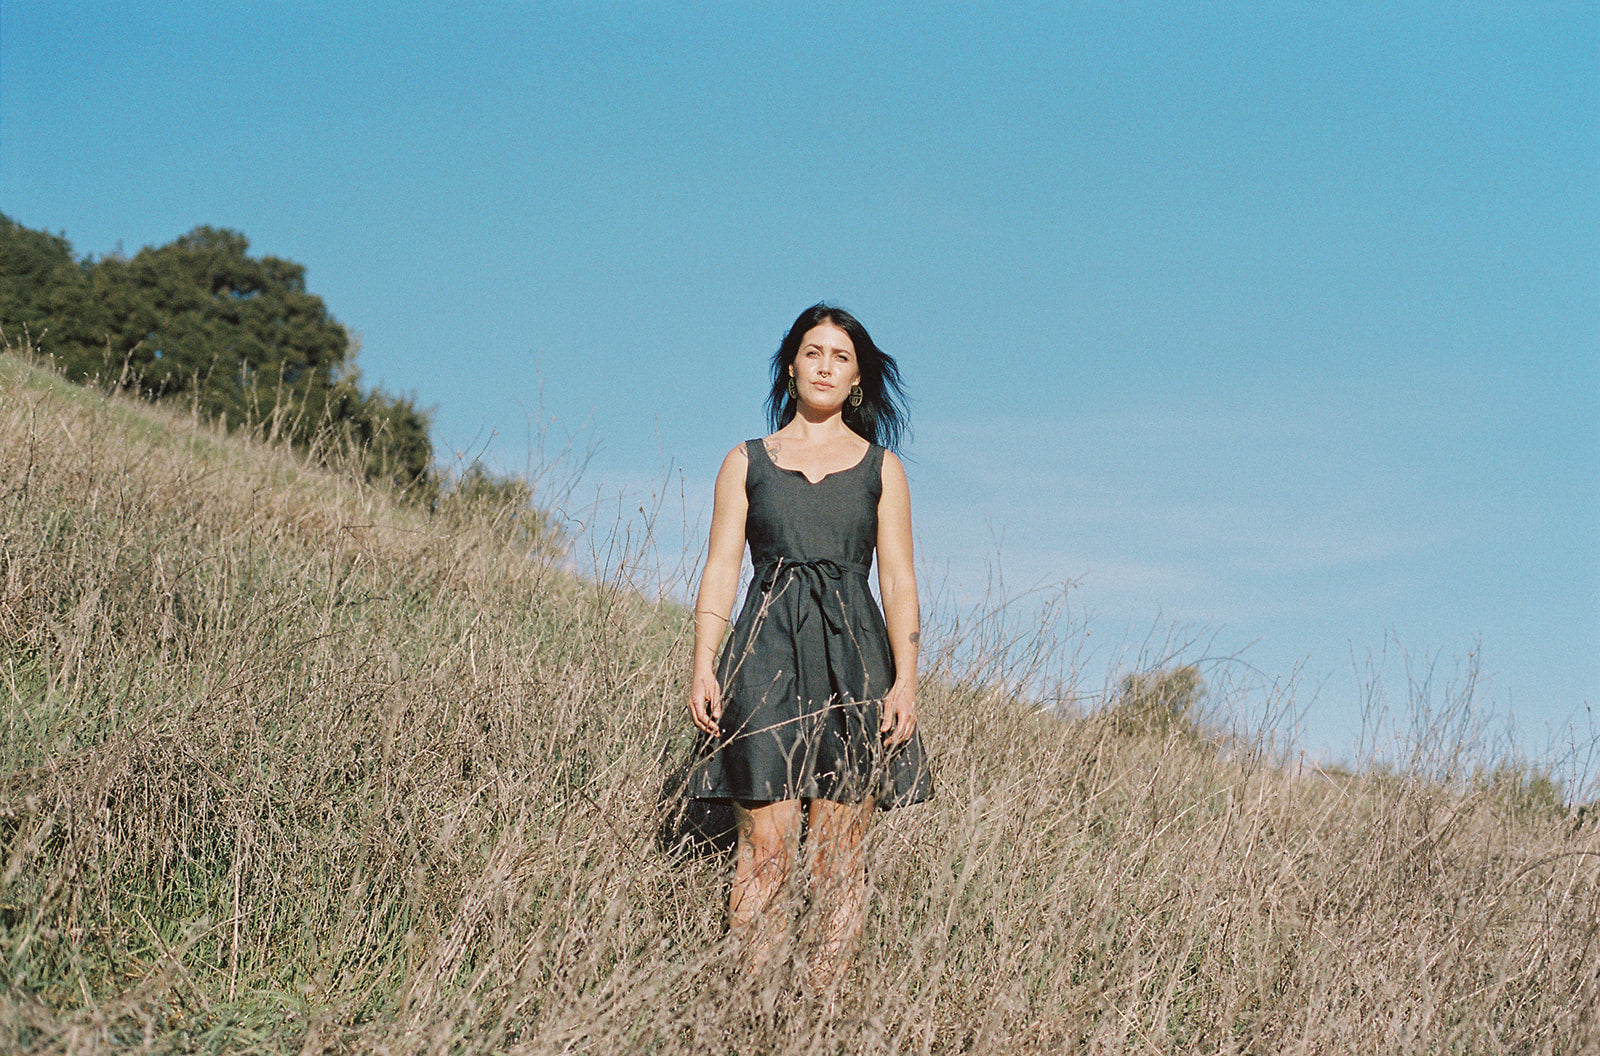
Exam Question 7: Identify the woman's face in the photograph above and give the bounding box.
[788,322,861,409]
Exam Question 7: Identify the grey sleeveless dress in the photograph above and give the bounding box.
[686,439,934,808]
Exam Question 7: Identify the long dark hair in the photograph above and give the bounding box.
[764,303,909,451]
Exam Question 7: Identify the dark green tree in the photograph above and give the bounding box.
[0,216,106,358]
[87,226,349,419]
[1,216,433,490]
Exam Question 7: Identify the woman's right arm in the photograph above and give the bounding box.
[688,444,750,737]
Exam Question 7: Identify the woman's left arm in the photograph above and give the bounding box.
[876,451,919,746]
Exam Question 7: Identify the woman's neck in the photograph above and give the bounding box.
[779,407,859,446]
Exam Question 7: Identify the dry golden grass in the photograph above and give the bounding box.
[2,348,1597,1054]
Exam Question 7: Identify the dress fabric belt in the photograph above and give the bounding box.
[753,555,869,581]
[750,556,879,708]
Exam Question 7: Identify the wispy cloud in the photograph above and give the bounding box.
[910,387,1477,629]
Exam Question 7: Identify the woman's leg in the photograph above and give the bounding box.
[729,799,802,973]
[803,797,875,987]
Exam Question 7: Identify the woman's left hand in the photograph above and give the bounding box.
[880,682,917,746]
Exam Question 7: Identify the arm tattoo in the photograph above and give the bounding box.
[908,631,920,645]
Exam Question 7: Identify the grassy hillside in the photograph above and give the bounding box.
[2,350,1597,1054]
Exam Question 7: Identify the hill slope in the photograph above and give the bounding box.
[2,353,1596,1054]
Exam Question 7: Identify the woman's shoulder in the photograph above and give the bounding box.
[877,447,907,487]
[715,442,752,480]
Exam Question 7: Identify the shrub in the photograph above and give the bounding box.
[1109,664,1206,738]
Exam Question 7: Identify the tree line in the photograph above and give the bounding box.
[0,214,432,492]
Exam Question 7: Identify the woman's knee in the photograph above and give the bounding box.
[734,800,800,880]
[736,833,790,882]
[805,798,872,881]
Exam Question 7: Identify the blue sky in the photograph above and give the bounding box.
[5,2,1595,772]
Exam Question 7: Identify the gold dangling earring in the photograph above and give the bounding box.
[848,384,863,408]
[787,377,798,399]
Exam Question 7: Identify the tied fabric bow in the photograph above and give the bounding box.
[754,556,876,707]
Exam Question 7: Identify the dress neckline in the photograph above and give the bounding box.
[755,438,872,486]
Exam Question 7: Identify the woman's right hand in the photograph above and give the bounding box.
[689,672,722,737]
[687,445,746,742]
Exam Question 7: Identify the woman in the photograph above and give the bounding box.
[686,303,933,987]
